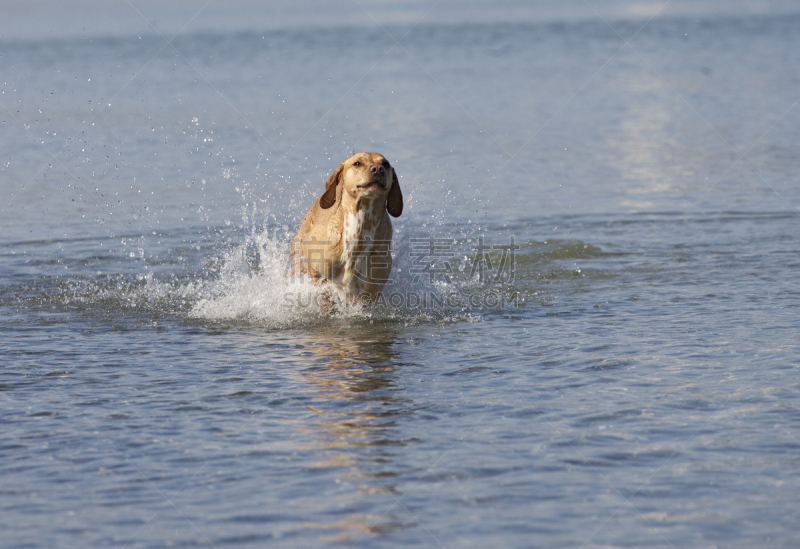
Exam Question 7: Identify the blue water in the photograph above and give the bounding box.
[2,3,800,547]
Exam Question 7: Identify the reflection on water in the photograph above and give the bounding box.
[298,324,414,542]
[609,71,699,210]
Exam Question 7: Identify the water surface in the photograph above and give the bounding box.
[2,4,800,548]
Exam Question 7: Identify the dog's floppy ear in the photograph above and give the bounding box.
[386,168,403,217]
[320,162,344,209]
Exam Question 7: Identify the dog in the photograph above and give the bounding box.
[290,152,403,306]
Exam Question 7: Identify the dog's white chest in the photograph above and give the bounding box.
[335,200,382,288]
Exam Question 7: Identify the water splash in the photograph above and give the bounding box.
[189,229,328,325]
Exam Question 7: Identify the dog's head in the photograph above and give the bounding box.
[319,152,403,217]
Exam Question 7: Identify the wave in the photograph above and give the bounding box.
[2,216,615,328]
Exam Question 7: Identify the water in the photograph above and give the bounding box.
[2,3,800,547]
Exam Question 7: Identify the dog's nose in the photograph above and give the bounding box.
[369,163,385,175]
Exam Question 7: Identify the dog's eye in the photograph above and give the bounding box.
[353,161,361,167]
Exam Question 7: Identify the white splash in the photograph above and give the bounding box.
[189,230,334,325]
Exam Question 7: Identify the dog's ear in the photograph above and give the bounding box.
[320,162,344,209]
[386,168,403,217]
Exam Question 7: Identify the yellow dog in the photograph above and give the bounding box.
[290,152,403,305]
